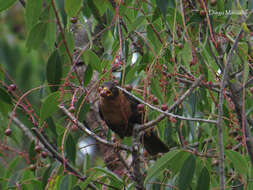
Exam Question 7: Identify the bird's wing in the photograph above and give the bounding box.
[122,91,143,124]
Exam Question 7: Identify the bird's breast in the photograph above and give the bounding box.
[99,95,133,137]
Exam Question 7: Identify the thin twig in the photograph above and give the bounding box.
[217,28,243,190]
[58,104,132,152]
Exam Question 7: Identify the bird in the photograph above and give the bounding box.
[98,81,169,155]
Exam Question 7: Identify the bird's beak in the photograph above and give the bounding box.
[100,87,112,97]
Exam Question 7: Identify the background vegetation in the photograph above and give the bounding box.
[0,0,253,189]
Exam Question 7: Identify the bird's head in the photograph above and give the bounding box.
[99,81,119,99]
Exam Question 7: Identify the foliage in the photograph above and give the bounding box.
[0,0,253,189]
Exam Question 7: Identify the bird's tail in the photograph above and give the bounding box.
[142,131,169,155]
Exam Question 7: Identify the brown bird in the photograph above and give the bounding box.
[98,81,169,155]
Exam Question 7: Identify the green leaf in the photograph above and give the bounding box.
[151,78,163,103]
[59,175,70,190]
[65,0,82,17]
[26,22,47,50]
[182,42,192,65]
[82,50,100,72]
[93,167,124,185]
[46,50,62,92]
[42,166,53,189]
[75,95,90,122]
[0,88,12,105]
[128,16,146,32]
[80,172,97,189]
[196,167,210,190]
[43,6,57,52]
[0,0,17,12]
[25,0,43,32]
[101,31,114,54]
[178,154,196,190]
[225,150,248,176]
[72,185,82,190]
[28,141,36,164]
[249,0,253,10]
[2,157,21,189]
[83,64,93,88]
[65,134,76,164]
[40,91,60,125]
[156,0,169,17]
[87,0,103,23]
[145,150,182,184]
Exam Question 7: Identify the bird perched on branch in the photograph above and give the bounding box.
[98,81,169,155]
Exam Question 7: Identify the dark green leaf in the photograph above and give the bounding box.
[40,91,60,125]
[65,134,76,164]
[87,0,103,23]
[72,185,82,190]
[178,154,196,190]
[0,0,17,12]
[25,0,43,32]
[65,0,82,17]
[196,167,210,190]
[156,0,169,17]
[26,22,47,50]
[42,166,52,189]
[83,64,93,88]
[46,117,58,140]
[145,150,182,184]
[46,50,62,92]
[29,141,36,164]
[0,88,12,105]
[59,175,70,190]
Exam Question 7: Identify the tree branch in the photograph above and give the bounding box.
[216,28,243,190]
[117,75,216,132]
[58,104,131,152]
[31,128,97,189]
